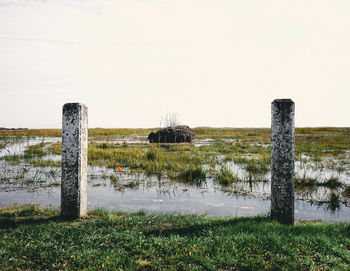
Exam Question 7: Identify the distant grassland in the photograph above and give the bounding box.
[0,128,150,138]
[1,126,349,140]
[1,127,350,156]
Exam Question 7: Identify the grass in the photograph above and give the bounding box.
[295,175,319,188]
[28,159,61,167]
[215,166,241,186]
[0,142,8,149]
[244,158,270,179]
[343,185,350,197]
[47,142,61,155]
[88,143,209,179]
[1,154,22,165]
[321,177,343,189]
[295,176,343,190]
[177,166,207,185]
[24,142,48,158]
[0,206,349,270]
[0,129,61,137]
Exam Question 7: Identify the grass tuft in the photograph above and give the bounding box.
[321,177,343,189]
[177,167,206,185]
[215,166,240,186]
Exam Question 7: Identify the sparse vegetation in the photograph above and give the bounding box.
[215,166,240,186]
[24,142,46,156]
[343,185,350,198]
[321,177,343,189]
[1,127,350,205]
[177,166,206,185]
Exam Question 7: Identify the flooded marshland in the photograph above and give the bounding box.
[0,128,350,221]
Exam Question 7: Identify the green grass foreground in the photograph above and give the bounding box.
[0,206,349,270]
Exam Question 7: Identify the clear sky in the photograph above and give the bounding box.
[1,0,349,129]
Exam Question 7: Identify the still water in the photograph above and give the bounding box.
[1,136,349,221]
[1,177,349,222]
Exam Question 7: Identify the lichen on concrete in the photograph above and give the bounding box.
[271,99,295,225]
[61,103,88,218]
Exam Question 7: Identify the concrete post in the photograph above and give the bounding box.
[61,103,88,218]
[271,99,295,225]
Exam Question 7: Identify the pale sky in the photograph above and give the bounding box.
[1,0,349,128]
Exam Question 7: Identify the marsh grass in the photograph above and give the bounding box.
[1,206,350,270]
[0,142,61,167]
[1,127,349,149]
[0,141,9,150]
[1,127,350,201]
[342,185,350,198]
[295,176,343,190]
[29,159,61,167]
[295,178,319,190]
[24,142,48,158]
[321,192,342,212]
[1,154,22,165]
[215,166,241,186]
[244,158,270,178]
[110,174,118,183]
[0,129,61,137]
[47,142,61,155]
[88,143,209,183]
[177,166,206,185]
[145,148,158,161]
[321,177,343,189]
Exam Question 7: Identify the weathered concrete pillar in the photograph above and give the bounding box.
[61,103,88,218]
[271,99,295,225]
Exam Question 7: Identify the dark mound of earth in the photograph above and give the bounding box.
[148,125,195,143]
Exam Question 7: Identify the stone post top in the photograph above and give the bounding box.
[272,99,294,104]
[63,103,87,109]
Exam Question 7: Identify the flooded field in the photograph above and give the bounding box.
[0,128,350,221]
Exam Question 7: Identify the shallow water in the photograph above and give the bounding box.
[0,180,349,221]
[91,136,215,147]
[0,137,61,158]
[91,135,148,145]
[1,136,350,221]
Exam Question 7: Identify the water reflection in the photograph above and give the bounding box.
[0,137,61,158]
[0,180,349,221]
[1,136,350,221]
